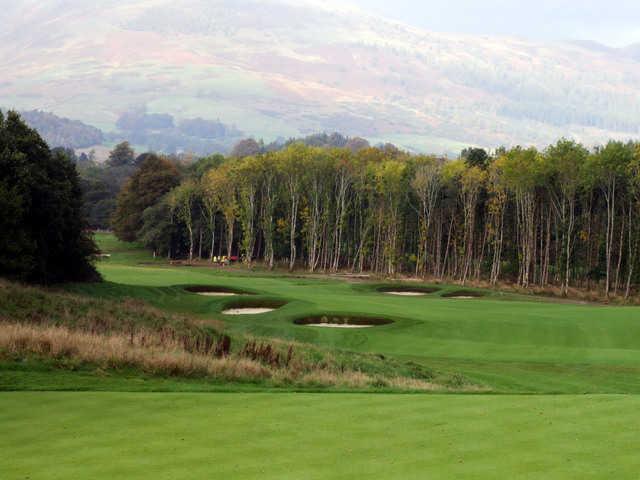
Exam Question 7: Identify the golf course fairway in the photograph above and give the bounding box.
[2,392,638,479]
[3,234,640,478]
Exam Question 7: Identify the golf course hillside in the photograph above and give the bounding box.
[71,233,640,394]
[3,234,640,478]
[5,233,640,394]
[3,4,640,475]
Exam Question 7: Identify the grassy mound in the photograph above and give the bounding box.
[184,285,254,295]
[0,279,470,392]
[376,285,441,295]
[441,289,485,298]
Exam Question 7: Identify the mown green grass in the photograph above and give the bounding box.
[68,234,640,393]
[3,234,640,478]
[2,392,639,479]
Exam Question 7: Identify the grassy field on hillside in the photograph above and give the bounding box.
[3,233,640,479]
[58,233,640,394]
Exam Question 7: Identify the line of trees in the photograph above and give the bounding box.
[113,139,640,297]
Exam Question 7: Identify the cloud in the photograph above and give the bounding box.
[345,0,640,47]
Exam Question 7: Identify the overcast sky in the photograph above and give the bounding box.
[347,0,640,47]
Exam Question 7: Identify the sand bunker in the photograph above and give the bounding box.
[222,307,275,315]
[384,291,427,296]
[221,299,286,315]
[377,286,440,296]
[306,323,374,328]
[441,290,485,299]
[197,292,237,297]
[185,286,251,296]
[295,315,393,328]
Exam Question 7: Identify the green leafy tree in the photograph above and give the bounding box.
[203,164,238,258]
[235,156,262,264]
[0,110,99,283]
[168,181,198,261]
[107,141,135,167]
[542,139,589,295]
[587,141,634,297]
[112,154,180,241]
[138,197,176,258]
[461,147,489,169]
[495,147,542,287]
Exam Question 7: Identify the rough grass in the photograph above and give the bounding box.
[0,322,270,380]
[0,278,223,336]
[0,279,466,392]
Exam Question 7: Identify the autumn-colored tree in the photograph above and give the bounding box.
[203,164,238,258]
[168,180,198,261]
[235,156,262,264]
[542,139,588,295]
[411,156,442,276]
[117,138,640,299]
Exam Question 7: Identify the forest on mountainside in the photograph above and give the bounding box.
[14,108,245,157]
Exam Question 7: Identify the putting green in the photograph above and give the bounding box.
[1,392,638,479]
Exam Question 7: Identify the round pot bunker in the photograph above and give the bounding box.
[294,315,394,329]
[221,300,287,315]
[377,285,440,297]
[185,285,253,297]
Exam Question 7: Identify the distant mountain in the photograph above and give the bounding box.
[107,108,244,155]
[623,43,640,61]
[18,110,104,149]
[1,0,639,154]
[567,40,616,54]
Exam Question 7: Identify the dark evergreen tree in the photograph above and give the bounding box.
[461,147,489,169]
[111,154,180,241]
[0,110,100,283]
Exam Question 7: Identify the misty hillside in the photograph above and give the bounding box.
[18,110,104,149]
[1,0,639,153]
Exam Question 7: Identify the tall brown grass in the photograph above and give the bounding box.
[0,322,270,380]
[0,279,479,391]
[0,321,462,390]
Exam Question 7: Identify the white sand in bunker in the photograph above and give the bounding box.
[196,292,238,297]
[307,323,374,328]
[384,291,427,296]
[222,308,275,315]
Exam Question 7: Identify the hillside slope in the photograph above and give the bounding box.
[1,0,639,153]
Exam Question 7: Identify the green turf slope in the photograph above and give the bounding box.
[66,234,640,393]
[2,392,638,480]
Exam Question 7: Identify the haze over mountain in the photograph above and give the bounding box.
[1,0,639,154]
